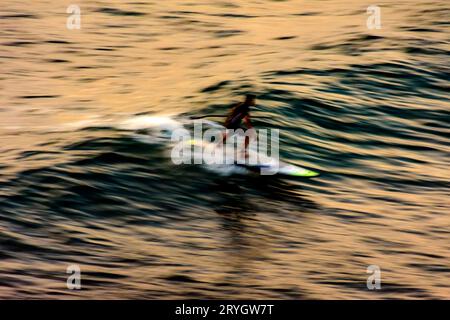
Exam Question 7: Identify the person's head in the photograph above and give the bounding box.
[244,94,256,106]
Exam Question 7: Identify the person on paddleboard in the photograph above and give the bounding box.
[222,94,256,158]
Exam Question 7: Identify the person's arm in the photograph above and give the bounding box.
[243,114,253,129]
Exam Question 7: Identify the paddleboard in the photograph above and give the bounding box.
[186,139,319,177]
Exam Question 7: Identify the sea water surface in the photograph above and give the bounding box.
[0,0,449,299]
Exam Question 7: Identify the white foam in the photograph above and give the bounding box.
[118,116,183,131]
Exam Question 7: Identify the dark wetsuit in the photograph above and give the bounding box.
[224,102,250,130]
